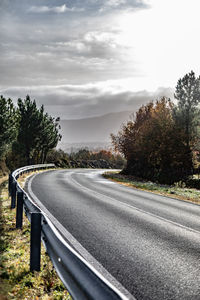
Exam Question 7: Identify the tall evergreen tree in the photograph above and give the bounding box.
[174,71,200,149]
[15,95,61,165]
[34,114,61,163]
[16,95,44,164]
[0,96,16,158]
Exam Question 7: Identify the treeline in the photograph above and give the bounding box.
[2,70,200,181]
[112,71,200,184]
[46,148,125,169]
[0,95,61,172]
[0,94,125,173]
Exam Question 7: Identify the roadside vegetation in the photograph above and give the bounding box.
[103,172,200,205]
[0,177,71,300]
[111,71,200,186]
[46,148,125,169]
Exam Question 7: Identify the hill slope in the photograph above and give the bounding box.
[58,111,132,150]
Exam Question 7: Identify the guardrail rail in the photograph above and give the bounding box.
[9,164,129,300]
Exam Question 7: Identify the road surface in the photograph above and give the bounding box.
[27,169,200,300]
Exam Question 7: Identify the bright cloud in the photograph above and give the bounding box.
[28,4,79,13]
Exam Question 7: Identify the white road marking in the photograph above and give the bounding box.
[69,171,200,236]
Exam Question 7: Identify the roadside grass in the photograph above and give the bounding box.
[0,175,72,300]
[103,172,200,205]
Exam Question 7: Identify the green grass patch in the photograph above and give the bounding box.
[103,172,200,205]
[0,178,72,300]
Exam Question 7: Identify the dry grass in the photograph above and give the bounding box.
[0,174,72,300]
[0,176,8,186]
[103,172,200,205]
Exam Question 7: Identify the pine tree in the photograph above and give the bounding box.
[0,96,16,158]
[174,71,200,149]
[34,114,62,163]
[16,95,61,165]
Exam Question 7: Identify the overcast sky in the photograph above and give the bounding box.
[1,0,200,119]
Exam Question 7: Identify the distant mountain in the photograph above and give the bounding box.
[58,111,133,151]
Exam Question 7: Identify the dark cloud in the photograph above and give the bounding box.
[26,0,148,15]
[1,84,174,119]
[0,0,148,16]
[0,0,138,88]
[0,0,152,119]
[0,19,134,87]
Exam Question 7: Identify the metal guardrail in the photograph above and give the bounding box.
[9,164,129,300]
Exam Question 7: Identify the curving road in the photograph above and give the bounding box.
[27,169,200,300]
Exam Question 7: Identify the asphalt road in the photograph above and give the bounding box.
[28,169,200,300]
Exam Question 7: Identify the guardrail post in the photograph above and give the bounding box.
[11,181,17,209]
[16,191,24,229]
[8,173,13,196]
[30,212,41,272]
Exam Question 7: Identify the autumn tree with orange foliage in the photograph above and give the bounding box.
[111,97,193,184]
